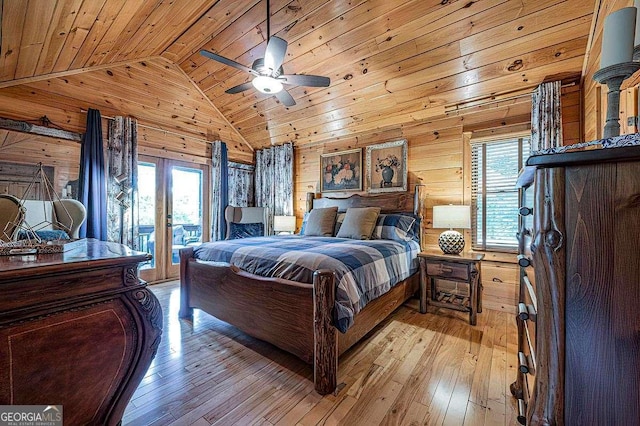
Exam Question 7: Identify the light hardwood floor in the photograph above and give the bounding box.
[123,281,519,426]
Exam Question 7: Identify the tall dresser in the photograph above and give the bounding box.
[511,141,640,425]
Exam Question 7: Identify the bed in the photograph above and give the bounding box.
[179,190,426,395]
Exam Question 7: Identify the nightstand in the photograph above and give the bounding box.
[418,250,484,325]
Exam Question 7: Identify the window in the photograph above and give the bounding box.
[471,135,530,251]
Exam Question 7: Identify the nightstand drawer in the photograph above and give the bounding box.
[426,262,469,281]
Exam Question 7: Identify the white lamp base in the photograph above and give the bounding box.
[438,230,465,254]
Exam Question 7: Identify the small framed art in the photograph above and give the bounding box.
[320,148,362,192]
[365,139,408,193]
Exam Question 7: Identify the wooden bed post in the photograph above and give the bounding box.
[313,269,337,395]
[179,246,195,319]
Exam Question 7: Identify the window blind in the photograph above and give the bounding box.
[471,137,530,251]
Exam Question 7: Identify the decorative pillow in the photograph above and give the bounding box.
[303,207,338,236]
[333,212,346,236]
[299,212,310,234]
[372,213,421,243]
[228,222,264,239]
[336,207,381,240]
[17,229,70,241]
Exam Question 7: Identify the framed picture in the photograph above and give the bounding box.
[366,139,408,193]
[320,148,362,192]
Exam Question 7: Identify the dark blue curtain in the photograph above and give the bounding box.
[219,142,228,240]
[78,108,107,240]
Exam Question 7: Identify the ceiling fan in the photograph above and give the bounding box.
[199,1,330,107]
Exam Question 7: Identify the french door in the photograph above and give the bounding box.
[138,156,209,282]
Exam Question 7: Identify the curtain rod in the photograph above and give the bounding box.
[80,109,219,146]
[446,82,577,113]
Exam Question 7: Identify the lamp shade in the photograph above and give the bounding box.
[273,215,296,232]
[600,7,636,68]
[432,205,471,229]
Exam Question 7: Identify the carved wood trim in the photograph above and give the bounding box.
[529,167,565,425]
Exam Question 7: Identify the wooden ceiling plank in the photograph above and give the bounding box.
[223,0,583,121]
[34,0,85,75]
[52,0,108,72]
[459,0,595,55]
[184,0,295,84]
[229,23,589,139]
[233,20,590,137]
[13,0,57,79]
[69,0,129,69]
[0,0,28,81]
[97,0,163,64]
[269,56,584,146]
[215,0,564,126]
[107,0,190,62]
[162,0,260,64]
[167,57,254,151]
[186,0,364,86]
[131,0,224,60]
[0,55,160,90]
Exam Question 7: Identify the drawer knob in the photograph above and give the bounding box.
[519,206,533,216]
[518,303,529,321]
[517,255,532,267]
[517,399,527,425]
[518,351,530,374]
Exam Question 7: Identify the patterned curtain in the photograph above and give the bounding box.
[106,116,138,249]
[228,162,254,207]
[531,81,563,152]
[211,141,228,241]
[255,143,293,226]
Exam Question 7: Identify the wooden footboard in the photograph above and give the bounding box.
[179,246,420,395]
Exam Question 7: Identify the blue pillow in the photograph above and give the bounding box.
[299,212,310,234]
[372,213,420,243]
[17,229,70,241]
[228,222,264,239]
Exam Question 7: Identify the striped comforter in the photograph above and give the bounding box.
[193,235,420,332]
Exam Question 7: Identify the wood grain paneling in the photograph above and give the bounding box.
[0,0,594,152]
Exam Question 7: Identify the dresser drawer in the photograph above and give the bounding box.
[426,262,469,281]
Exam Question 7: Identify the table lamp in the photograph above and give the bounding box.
[273,215,296,234]
[432,205,471,254]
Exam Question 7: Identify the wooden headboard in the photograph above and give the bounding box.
[309,187,419,215]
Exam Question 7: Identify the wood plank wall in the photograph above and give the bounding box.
[583,0,639,141]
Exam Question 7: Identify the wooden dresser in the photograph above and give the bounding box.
[0,239,162,426]
[511,144,640,425]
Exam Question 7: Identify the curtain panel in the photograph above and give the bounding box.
[106,116,139,249]
[211,141,229,241]
[255,143,293,230]
[228,162,255,207]
[531,81,563,152]
[78,108,107,240]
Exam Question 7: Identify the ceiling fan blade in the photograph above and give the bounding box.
[226,82,254,94]
[275,89,296,107]
[279,74,330,87]
[264,36,288,73]
[200,50,257,75]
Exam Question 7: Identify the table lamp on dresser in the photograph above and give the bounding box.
[432,205,471,254]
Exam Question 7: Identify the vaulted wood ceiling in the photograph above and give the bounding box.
[0,0,595,150]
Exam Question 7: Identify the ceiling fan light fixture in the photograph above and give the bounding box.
[252,75,283,94]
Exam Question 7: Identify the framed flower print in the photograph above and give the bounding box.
[365,139,408,193]
[320,148,362,192]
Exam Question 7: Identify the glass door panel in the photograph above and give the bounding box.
[166,163,206,279]
[137,157,165,283]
